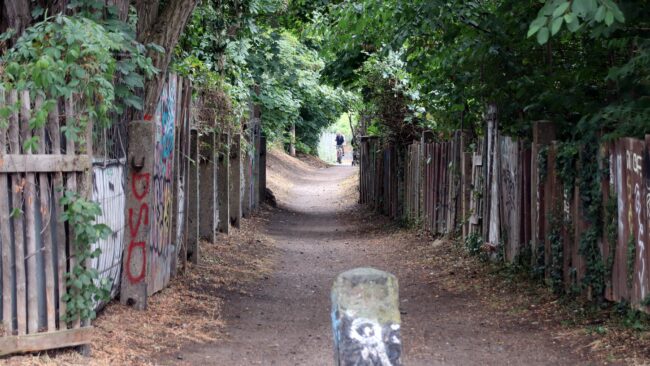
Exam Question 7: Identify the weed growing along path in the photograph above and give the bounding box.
[158,152,602,365]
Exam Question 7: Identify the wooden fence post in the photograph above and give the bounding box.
[218,132,230,234]
[331,268,402,366]
[199,131,217,243]
[121,121,155,310]
[460,131,472,240]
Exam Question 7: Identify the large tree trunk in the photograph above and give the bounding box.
[136,0,199,118]
[1,0,31,47]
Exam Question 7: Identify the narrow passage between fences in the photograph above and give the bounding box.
[152,154,590,366]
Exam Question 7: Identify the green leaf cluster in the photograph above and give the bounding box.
[0,4,158,151]
[59,190,112,323]
[175,0,356,153]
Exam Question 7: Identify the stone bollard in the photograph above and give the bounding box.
[331,268,402,366]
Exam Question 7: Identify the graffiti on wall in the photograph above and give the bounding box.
[612,138,650,310]
[332,311,401,366]
[126,171,150,284]
[150,75,178,294]
[91,164,126,303]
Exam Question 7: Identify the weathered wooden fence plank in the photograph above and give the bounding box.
[0,90,13,335]
[499,136,521,262]
[34,95,57,332]
[0,155,92,173]
[8,89,27,336]
[0,327,94,357]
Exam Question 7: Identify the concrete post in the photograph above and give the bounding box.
[217,132,230,234]
[331,268,402,366]
[253,120,261,209]
[121,121,154,310]
[229,134,242,228]
[242,143,252,218]
[199,131,217,242]
[460,131,473,240]
[290,121,296,157]
[188,129,200,264]
[259,136,267,203]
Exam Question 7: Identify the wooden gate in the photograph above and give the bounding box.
[0,90,93,355]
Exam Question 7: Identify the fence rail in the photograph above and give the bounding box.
[359,121,650,314]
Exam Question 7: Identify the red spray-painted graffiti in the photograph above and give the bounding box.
[126,172,150,283]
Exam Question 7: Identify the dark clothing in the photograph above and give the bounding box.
[336,135,345,146]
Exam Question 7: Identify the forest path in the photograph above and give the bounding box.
[160,155,594,366]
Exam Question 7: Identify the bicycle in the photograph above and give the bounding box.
[336,145,344,164]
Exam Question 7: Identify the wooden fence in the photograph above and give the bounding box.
[0,75,267,356]
[359,121,650,313]
[0,90,94,354]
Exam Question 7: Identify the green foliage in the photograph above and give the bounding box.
[0,10,158,150]
[538,146,549,182]
[356,49,427,143]
[575,120,607,299]
[175,0,354,152]
[309,0,650,143]
[59,191,112,323]
[465,232,487,261]
[556,142,579,198]
[548,212,565,294]
[615,300,650,331]
[527,0,626,45]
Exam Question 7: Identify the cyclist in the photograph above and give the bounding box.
[335,132,346,163]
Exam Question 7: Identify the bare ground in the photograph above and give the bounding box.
[152,150,646,366]
[4,150,649,365]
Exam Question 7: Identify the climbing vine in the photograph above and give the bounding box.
[576,123,607,300]
[59,191,112,322]
[0,9,158,149]
[547,210,567,294]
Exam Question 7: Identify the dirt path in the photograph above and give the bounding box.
[158,158,596,365]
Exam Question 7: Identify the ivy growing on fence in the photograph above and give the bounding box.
[59,191,112,322]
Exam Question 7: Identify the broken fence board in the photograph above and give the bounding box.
[0,327,94,356]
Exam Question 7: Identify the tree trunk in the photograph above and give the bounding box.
[136,0,199,118]
[1,0,31,47]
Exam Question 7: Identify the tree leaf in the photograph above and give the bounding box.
[552,2,570,18]
[604,10,614,26]
[537,27,550,45]
[551,17,563,35]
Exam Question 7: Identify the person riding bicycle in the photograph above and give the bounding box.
[335,132,346,163]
